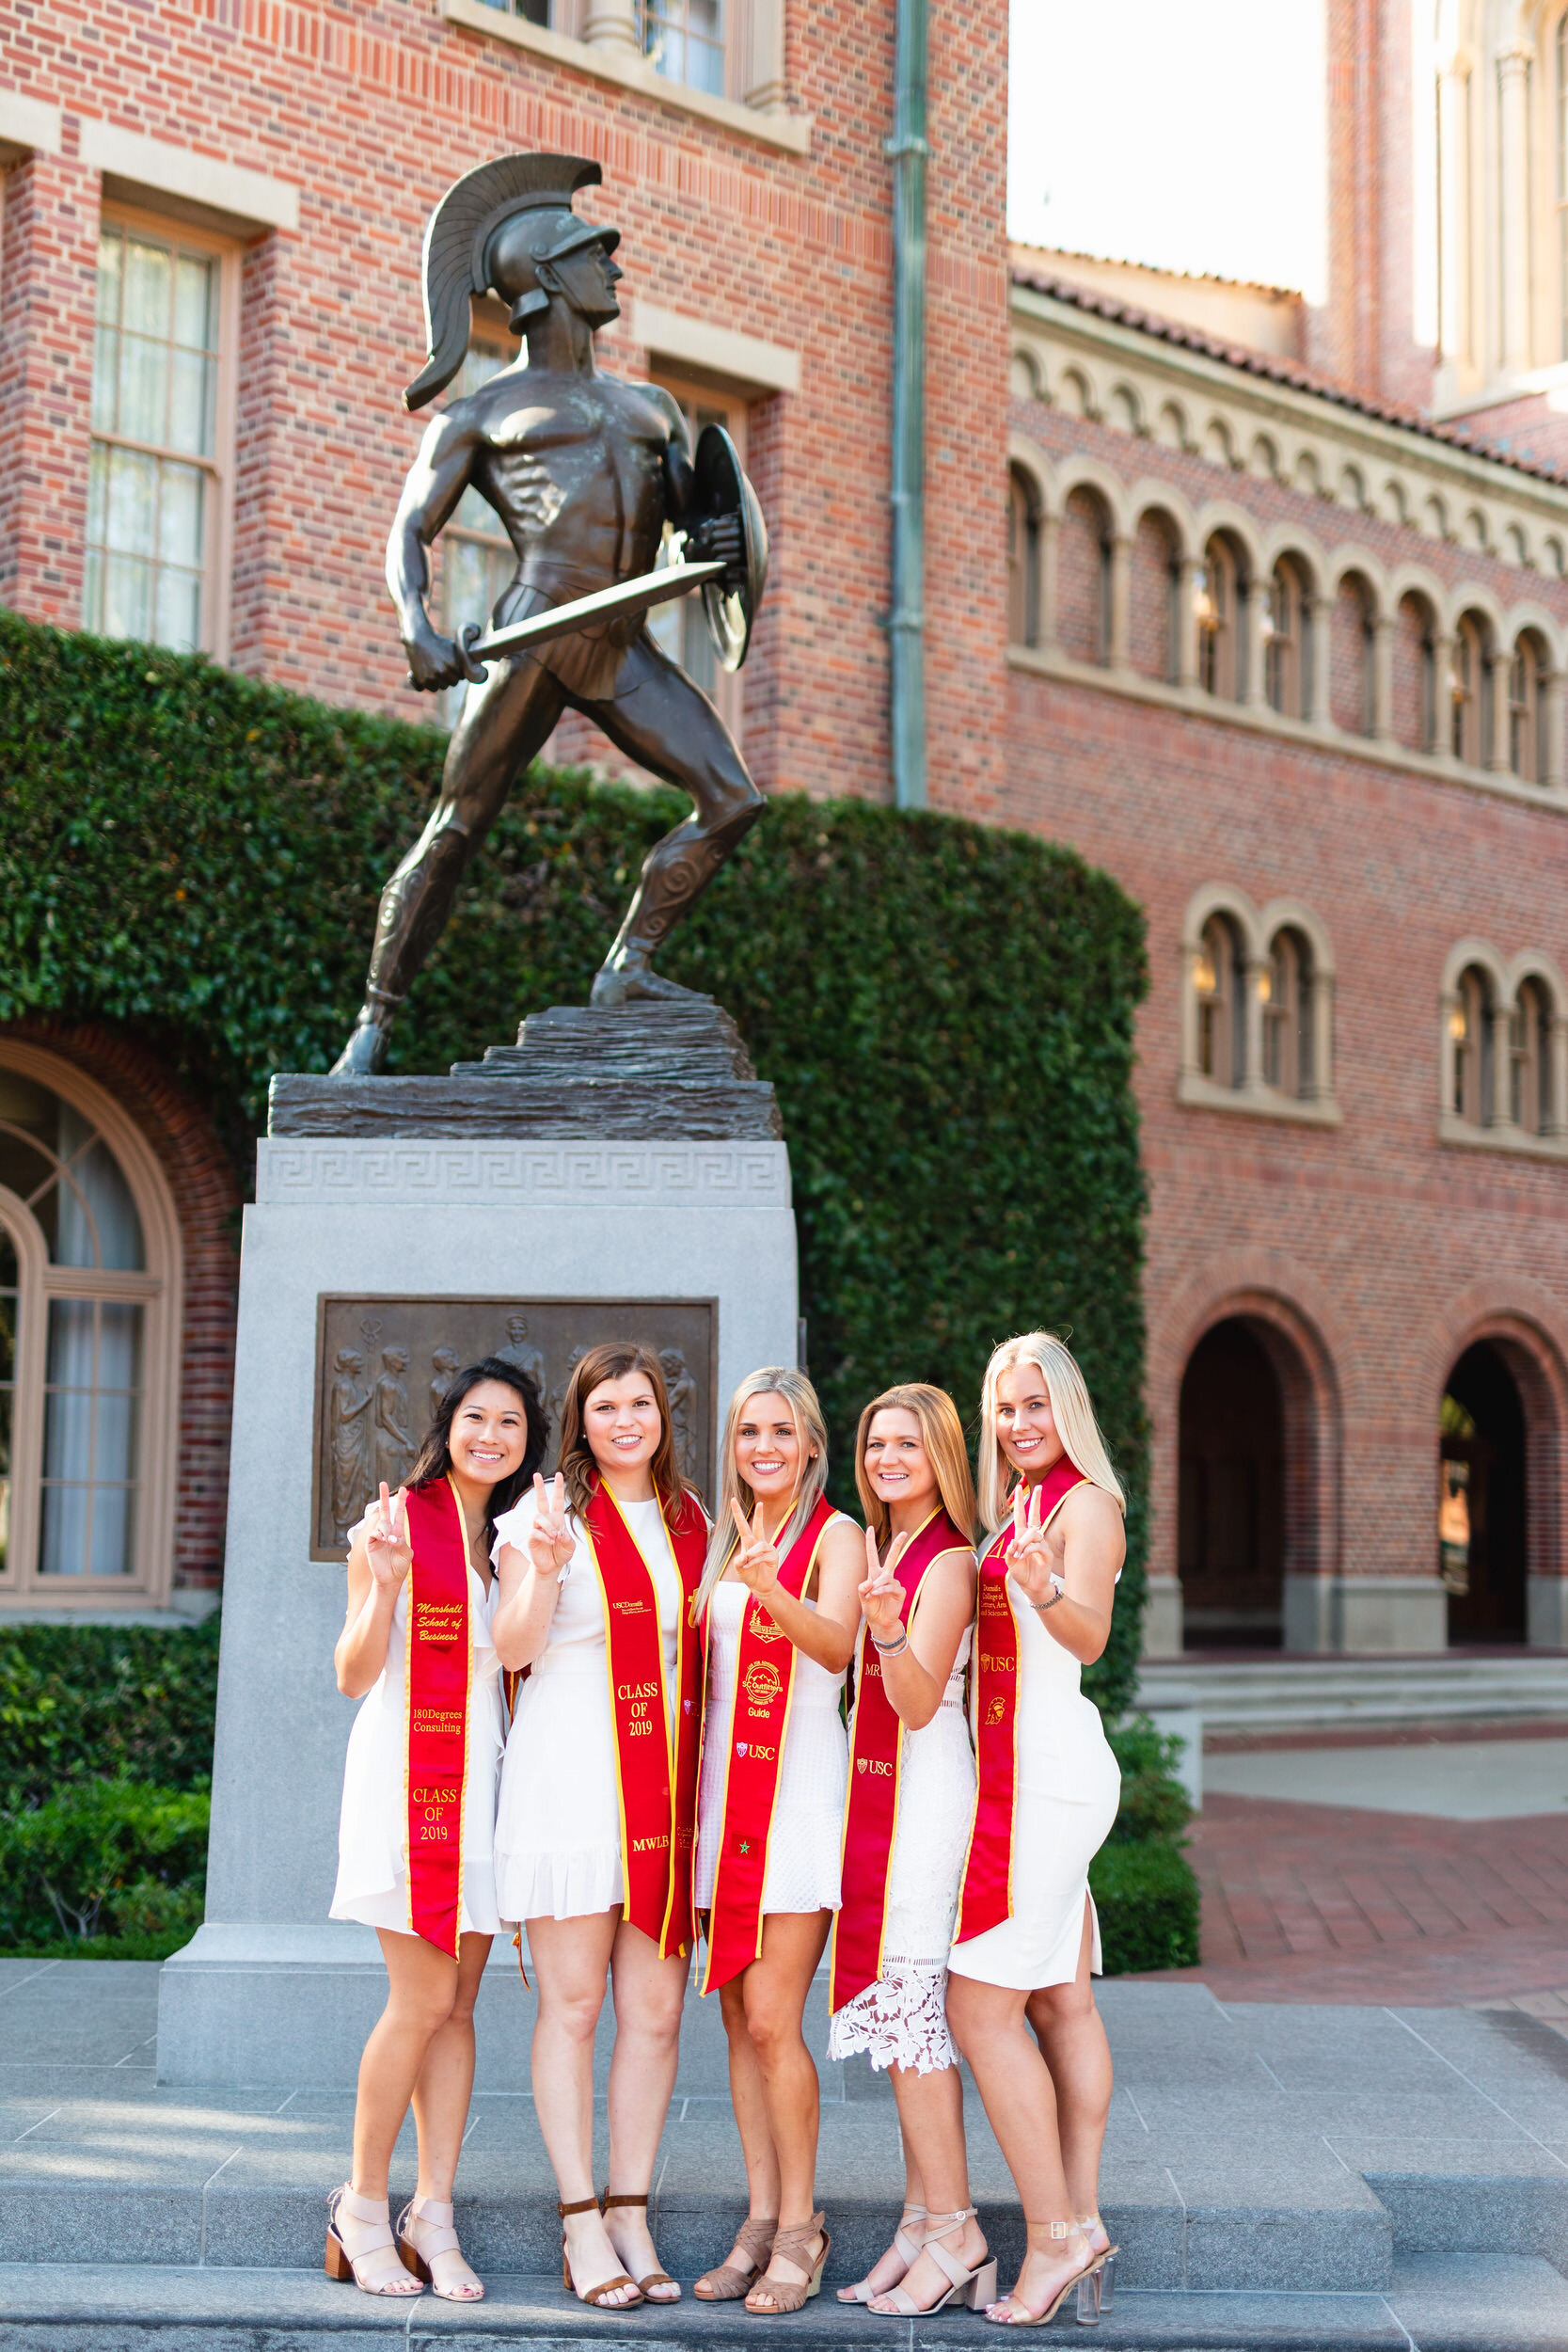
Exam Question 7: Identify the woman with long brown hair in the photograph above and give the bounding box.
[946,1331,1127,2328]
[827,1382,992,2317]
[689,1367,863,2316]
[326,1357,546,2301]
[490,1342,707,2312]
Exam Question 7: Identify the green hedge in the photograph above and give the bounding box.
[0,616,1148,1708]
[1094,1714,1201,1977]
[0,1617,220,1816]
[0,1775,209,1957]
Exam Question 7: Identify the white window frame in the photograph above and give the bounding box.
[87,203,241,663]
[0,1043,183,1611]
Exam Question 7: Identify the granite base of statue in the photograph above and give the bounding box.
[156,1003,798,2090]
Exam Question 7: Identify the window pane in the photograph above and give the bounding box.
[0,1127,53,1206]
[159,462,205,571]
[57,1138,145,1270]
[102,553,154,643]
[89,1484,135,1581]
[104,446,157,555]
[155,565,202,654]
[41,1298,143,1576]
[173,253,216,352]
[168,349,214,458]
[96,229,123,327]
[99,1301,144,1396]
[46,1295,96,1404]
[118,332,167,445]
[122,237,171,339]
[91,326,119,434]
[40,1483,90,1577]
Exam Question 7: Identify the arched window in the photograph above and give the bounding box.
[1264,556,1311,719]
[1331,572,1375,736]
[1057,485,1112,666]
[1513,977,1554,1135]
[1510,633,1545,783]
[1450,612,1490,766]
[1450,963,1495,1125]
[0,1048,176,1597]
[1196,534,1241,702]
[1195,914,1245,1087]
[1263,927,1314,1098]
[1393,591,1437,753]
[1006,465,1040,649]
[1130,507,1180,684]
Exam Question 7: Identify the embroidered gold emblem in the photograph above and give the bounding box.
[742,1660,783,1708]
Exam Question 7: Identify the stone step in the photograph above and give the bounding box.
[1137,1653,1568,1731]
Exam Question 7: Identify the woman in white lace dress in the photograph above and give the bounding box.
[689,1369,863,2314]
[828,1383,992,2317]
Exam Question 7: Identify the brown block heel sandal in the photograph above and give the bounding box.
[695,2213,778,2301]
[558,2195,643,2310]
[324,2185,423,2296]
[602,2189,680,2301]
[744,2212,830,2315]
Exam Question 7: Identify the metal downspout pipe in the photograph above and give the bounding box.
[888,0,928,810]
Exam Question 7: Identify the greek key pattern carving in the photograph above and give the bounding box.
[259,1139,791,1207]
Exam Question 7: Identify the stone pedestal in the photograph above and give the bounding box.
[158,1005,798,2089]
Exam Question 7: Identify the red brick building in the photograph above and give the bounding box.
[6,0,1568,1667]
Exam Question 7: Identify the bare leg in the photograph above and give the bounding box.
[738,1911,831,2312]
[527,1908,639,2309]
[866,2061,987,2312]
[578,636,764,1007]
[352,1930,463,2201]
[1028,1906,1112,2217]
[696,1971,781,2291]
[947,1951,1096,2325]
[409,1932,491,2200]
[332,656,565,1073]
[600,1920,689,2301]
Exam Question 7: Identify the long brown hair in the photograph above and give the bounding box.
[558,1340,685,1518]
[405,1357,548,1537]
[854,1383,976,1549]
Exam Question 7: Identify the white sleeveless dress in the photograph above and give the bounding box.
[947,1566,1121,1992]
[329,1531,504,1938]
[694,1577,848,1918]
[490,1489,684,1926]
[828,1620,975,2073]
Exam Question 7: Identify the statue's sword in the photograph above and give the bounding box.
[460,559,726,666]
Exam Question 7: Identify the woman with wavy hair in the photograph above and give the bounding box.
[827,1381,993,2317]
[490,1342,707,2312]
[946,1332,1127,2328]
[326,1357,547,2302]
[689,1367,863,2315]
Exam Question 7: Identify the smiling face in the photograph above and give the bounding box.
[449,1378,531,1489]
[994,1360,1065,1483]
[735,1390,804,1505]
[582,1371,664,1478]
[862,1406,940,1518]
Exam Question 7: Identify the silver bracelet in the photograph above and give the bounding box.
[1031,1578,1068,1614]
[871,1629,910,1657]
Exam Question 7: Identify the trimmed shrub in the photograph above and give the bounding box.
[0,1617,221,1816]
[0,619,1150,1710]
[1091,1836,1201,1977]
[0,1776,209,1954]
[1106,1713,1195,1847]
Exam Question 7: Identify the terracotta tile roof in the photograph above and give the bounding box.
[1011,262,1568,490]
[1010,239,1302,303]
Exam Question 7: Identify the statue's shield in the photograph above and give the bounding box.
[695,424,768,673]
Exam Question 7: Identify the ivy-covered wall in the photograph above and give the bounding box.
[0,618,1149,1709]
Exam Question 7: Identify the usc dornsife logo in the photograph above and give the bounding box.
[743,1661,783,1708]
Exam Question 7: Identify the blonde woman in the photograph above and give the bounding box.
[828,1383,994,2319]
[490,1343,707,2312]
[689,1368,863,2315]
[946,1333,1127,2328]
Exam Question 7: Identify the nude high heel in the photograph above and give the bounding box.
[395,2194,483,2301]
[838,2202,927,2304]
[866,2205,996,2316]
[559,2195,642,2309]
[1075,2214,1117,2323]
[984,2221,1101,2328]
[744,2211,830,2314]
[325,2185,423,2296]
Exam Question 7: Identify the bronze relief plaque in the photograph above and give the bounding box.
[311,1295,716,1560]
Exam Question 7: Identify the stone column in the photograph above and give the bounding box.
[1371,612,1396,743]
[1497,44,1534,375]
[1489,1000,1515,1127]
[1243,956,1271,1093]
[1548,1014,1568,1139]
[1243,580,1270,711]
[1307,971,1336,1103]
[1107,532,1132,673]
[1437,65,1471,372]
[744,0,786,109]
[1037,510,1060,654]
[1487,646,1513,773]
[1175,554,1201,689]
[584,0,639,52]
[1307,593,1334,727]
[1433,628,1457,759]
[1440,987,1463,1117]
[1543,669,1566,790]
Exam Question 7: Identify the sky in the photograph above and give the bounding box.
[1007,1,1330,302]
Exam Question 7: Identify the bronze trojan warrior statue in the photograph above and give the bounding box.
[332,153,768,1075]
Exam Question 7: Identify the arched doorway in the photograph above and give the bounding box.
[1440,1343,1527,1645]
[1178,1318,1285,1649]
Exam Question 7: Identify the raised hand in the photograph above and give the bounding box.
[526,1471,575,1580]
[729,1497,783,1602]
[366,1480,412,1592]
[1008,1480,1066,1607]
[857,1523,912,1639]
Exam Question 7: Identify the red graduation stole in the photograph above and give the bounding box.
[699,1493,838,1995]
[403,1476,472,1960]
[952,1455,1087,1948]
[829,1506,974,2013]
[581,1476,707,1959]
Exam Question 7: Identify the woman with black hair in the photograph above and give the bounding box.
[325,1359,546,2302]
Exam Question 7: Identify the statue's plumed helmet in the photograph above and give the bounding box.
[404,152,619,411]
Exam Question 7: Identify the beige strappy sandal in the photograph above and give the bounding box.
[838,2202,926,2304]
[866,2205,996,2316]
[744,2211,830,2314]
[395,2194,483,2301]
[602,2189,680,2301]
[324,2185,423,2296]
[694,2212,778,2300]
[558,2195,642,2310]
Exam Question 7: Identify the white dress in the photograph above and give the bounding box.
[694,1577,848,1917]
[330,1527,504,1938]
[491,1489,683,1926]
[828,1620,975,2073]
[947,1565,1121,1992]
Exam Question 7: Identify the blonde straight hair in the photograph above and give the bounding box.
[695,1367,833,1619]
[854,1383,977,1549]
[977,1331,1125,1535]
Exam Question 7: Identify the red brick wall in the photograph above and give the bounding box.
[0,0,1010,813]
[1391,589,1433,753]
[1328,575,1370,735]
[1129,508,1177,684]
[0,1019,240,1594]
[1056,486,1109,667]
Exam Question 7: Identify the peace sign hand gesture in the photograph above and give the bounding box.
[366,1481,412,1593]
[729,1498,783,1602]
[526,1472,575,1580]
[858,1524,912,1639]
[1008,1481,1067,1609]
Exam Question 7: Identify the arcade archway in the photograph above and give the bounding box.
[1440,1343,1527,1645]
[1178,1317,1287,1648]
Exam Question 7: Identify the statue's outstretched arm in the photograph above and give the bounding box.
[385,407,488,693]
